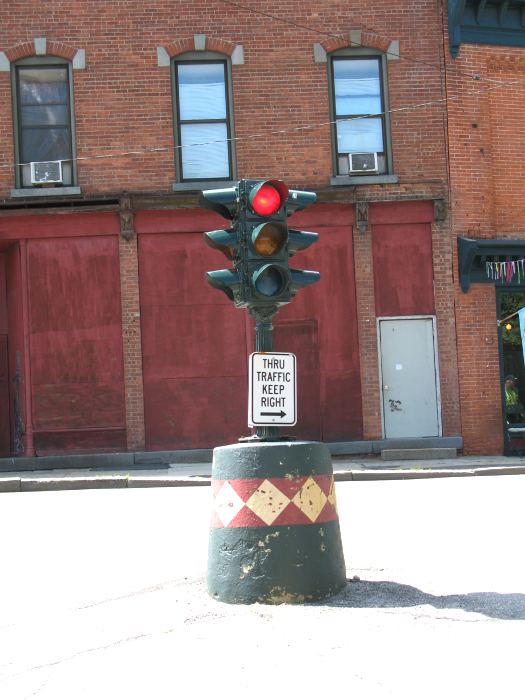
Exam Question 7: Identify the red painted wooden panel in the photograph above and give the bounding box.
[372,223,435,317]
[0,255,7,335]
[272,320,321,440]
[135,209,225,235]
[369,200,434,225]
[139,232,249,450]
[6,245,24,456]
[276,223,363,441]
[0,212,119,241]
[0,335,11,456]
[28,237,125,453]
[139,205,363,449]
[135,204,355,237]
[35,429,127,456]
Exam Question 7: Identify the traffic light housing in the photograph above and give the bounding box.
[200,184,243,304]
[201,179,319,308]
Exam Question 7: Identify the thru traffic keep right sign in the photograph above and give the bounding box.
[248,352,297,426]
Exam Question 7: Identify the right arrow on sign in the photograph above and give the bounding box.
[261,411,287,418]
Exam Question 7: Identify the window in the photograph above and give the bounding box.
[329,51,392,179]
[173,57,234,183]
[12,58,76,188]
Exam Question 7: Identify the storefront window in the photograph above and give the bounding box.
[499,290,525,453]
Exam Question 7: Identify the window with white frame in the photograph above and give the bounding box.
[12,58,76,188]
[173,56,234,182]
[329,51,391,178]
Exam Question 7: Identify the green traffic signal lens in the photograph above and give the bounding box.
[252,223,286,256]
[253,265,287,297]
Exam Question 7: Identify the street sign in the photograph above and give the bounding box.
[248,352,297,426]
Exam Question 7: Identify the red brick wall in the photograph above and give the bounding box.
[0,0,448,197]
[445,42,525,453]
[0,2,458,454]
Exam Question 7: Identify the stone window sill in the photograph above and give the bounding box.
[11,187,82,198]
[330,175,399,186]
[172,181,236,192]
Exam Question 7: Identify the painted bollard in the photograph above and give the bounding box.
[207,441,347,604]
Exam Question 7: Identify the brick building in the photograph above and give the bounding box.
[446,0,525,454]
[0,1,461,459]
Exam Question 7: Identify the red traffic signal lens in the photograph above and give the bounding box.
[252,223,287,256]
[250,180,289,216]
[252,184,281,216]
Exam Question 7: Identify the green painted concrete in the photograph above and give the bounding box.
[207,441,346,605]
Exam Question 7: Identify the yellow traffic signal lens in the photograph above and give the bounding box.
[252,223,286,256]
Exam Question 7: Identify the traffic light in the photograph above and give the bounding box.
[200,184,243,304]
[200,179,320,308]
[244,179,320,306]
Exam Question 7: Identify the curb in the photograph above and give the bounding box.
[1,465,524,493]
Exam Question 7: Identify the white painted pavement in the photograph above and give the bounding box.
[0,476,524,699]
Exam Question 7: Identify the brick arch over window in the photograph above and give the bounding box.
[317,31,400,61]
[0,39,85,69]
[165,37,236,58]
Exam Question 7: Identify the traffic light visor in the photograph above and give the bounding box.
[249,180,289,216]
[252,222,287,256]
[204,229,238,260]
[199,185,239,220]
[205,269,241,301]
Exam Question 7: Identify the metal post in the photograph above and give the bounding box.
[250,304,280,441]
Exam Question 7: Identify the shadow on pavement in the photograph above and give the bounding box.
[319,579,525,620]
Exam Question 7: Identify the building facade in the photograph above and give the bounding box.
[0,1,460,458]
[446,0,525,454]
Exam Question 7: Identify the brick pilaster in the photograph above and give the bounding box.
[431,216,462,436]
[353,225,383,440]
[119,231,146,452]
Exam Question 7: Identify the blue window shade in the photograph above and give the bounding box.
[19,67,69,104]
[334,59,381,116]
[17,66,72,163]
[336,117,384,153]
[180,123,230,179]
[20,128,71,163]
[176,60,231,181]
[177,63,227,120]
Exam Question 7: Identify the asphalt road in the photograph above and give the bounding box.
[0,476,524,699]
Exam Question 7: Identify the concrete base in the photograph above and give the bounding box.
[207,441,346,605]
[381,447,458,460]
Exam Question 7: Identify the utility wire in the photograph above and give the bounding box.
[215,0,512,87]
[2,75,521,170]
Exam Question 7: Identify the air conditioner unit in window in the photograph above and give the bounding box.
[30,161,63,185]
[348,152,378,174]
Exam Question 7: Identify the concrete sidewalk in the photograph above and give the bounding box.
[1,454,525,492]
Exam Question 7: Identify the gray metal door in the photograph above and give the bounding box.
[379,318,440,438]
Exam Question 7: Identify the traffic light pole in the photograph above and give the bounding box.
[247,303,281,441]
[203,179,346,605]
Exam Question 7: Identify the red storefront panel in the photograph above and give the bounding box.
[276,215,363,442]
[372,222,435,317]
[139,230,248,450]
[28,236,126,453]
[138,205,362,449]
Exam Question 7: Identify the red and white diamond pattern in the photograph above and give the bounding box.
[211,475,339,529]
